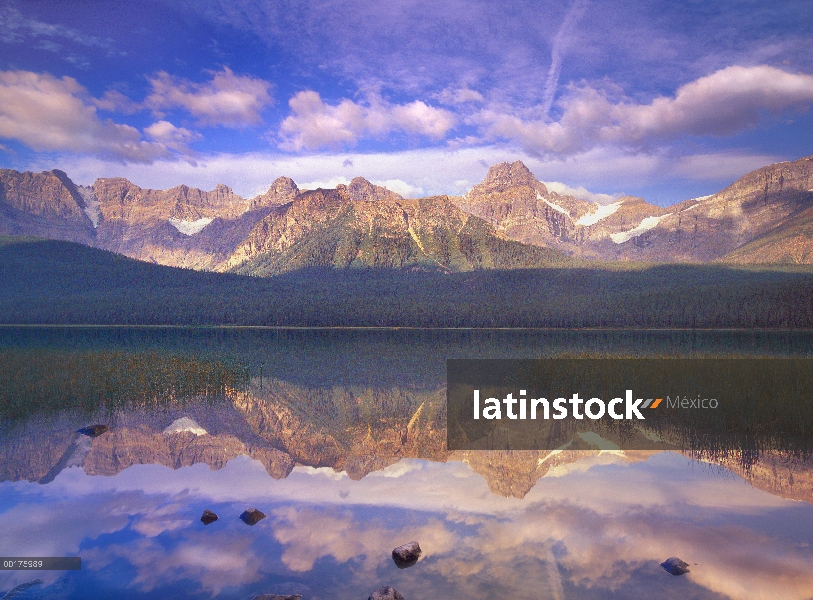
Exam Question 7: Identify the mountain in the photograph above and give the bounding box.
[593,155,813,262]
[0,168,95,245]
[454,157,813,263]
[2,155,813,269]
[226,181,572,275]
[89,176,269,270]
[456,161,668,258]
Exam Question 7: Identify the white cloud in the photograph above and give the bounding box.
[541,0,587,116]
[371,179,424,198]
[93,89,142,115]
[279,91,457,150]
[298,175,422,198]
[481,65,813,155]
[0,70,184,163]
[671,151,783,181]
[145,67,273,127]
[298,175,351,190]
[11,452,813,600]
[438,87,485,105]
[543,181,620,204]
[144,120,202,154]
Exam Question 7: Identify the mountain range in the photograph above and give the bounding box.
[3,155,813,273]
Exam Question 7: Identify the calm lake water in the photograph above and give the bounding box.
[1,327,812,599]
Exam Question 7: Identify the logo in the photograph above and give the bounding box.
[472,389,666,421]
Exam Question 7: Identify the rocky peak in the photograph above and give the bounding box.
[346,177,403,203]
[91,178,249,222]
[0,168,89,221]
[479,161,546,195]
[252,176,300,208]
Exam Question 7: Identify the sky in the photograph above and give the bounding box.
[1,0,812,205]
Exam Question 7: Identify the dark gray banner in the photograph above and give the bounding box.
[446,359,813,452]
[1,557,81,570]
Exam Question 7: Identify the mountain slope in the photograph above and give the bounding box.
[456,161,673,259]
[3,236,813,328]
[226,185,573,275]
[0,168,95,245]
[719,204,813,264]
[605,155,813,262]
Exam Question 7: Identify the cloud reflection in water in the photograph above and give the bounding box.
[0,452,811,599]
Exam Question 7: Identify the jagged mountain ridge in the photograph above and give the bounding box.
[2,155,813,270]
[227,187,571,275]
[459,157,813,262]
[456,160,672,258]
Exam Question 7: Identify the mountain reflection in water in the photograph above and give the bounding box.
[1,328,813,599]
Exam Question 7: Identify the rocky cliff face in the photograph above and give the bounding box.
[595,155,813,262]
[0,169,95,244]
[455,161,674,259]
[455,156,813,263]
[456,161,591,251]
[89,178,257,269]
[250,176,300,209]
[226,180,570,275]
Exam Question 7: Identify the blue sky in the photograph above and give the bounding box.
[1,0,812,204]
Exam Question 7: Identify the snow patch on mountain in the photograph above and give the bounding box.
[78,186,100,228]
[682,195,712,211]
[575,201,623,226]
[538,192,569,215]
[610,214,671,244]
[163,417,207,436]
[169,218,213,235]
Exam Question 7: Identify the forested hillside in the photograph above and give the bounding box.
[2,237,813,328]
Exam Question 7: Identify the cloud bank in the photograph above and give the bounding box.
[279,91,456,150]
[0,70,190,163]
[481,65,813,156]
[145,67,273,127]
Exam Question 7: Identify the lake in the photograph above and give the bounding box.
[1,327,812,599]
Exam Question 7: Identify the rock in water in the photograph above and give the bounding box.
[660,557,690,576]
[77,424,108,437]
[369,586,405,600]
[392,541,421,568]
[240,508,266,525]
[200,509,218,525]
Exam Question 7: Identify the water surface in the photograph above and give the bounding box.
[1,327,812,599]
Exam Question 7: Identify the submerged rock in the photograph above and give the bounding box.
[77,424,108,437]
[240,508,266,525]
[392,541,421,568]
[200,509,218,525]
[369,586,405,600]
[660,557,691,576]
